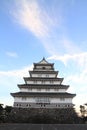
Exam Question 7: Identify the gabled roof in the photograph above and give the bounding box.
[11,92,76,98]
[23,77,63,82]
[34,57,54,66]
[29,70,58,74]
[38,57,49,64]
[18,84,69,89]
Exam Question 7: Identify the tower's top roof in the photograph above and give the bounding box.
[34,57,54,65]
[39,57,48,64]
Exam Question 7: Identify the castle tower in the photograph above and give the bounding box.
[11,58,76,108]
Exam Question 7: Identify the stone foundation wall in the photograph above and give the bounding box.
[14,102,73,108]
[9,108,81,124]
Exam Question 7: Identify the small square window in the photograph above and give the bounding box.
[50,81,53,84]
[38,74,42,77]
[60,98,65,101]
[54,88,59,91]
[42,67,45,69]
[42,81,45,84]
[38,89,41,91]
[34,81,37,84]
[46,89,50,91]
[46,74,49,77]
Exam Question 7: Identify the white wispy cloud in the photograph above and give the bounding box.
[48,52,87,111]
[11,0,60,39]
[11,0,83,55]
[47,52,87,66]
[6,52,18,58]
[0,65,33,78]
[9,0,64,54]
[0,65,33,106]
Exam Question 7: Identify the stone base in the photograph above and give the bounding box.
[7,107,81,124]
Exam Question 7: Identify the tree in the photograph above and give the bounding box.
[84,103,87,116]
[0,104,4,123]
[0,104,3,112]
[80,105,86,117]
[3,105,13,122]
[5,106,12,113]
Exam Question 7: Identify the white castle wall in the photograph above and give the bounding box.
[36,66,51,69]
[14,97,35,103]
[14,97,72,104]
[20,88,66,93]
[26,80,61,84]
[31,74,56,78]
[51,98,72,103]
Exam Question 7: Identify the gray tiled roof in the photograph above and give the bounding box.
[18,84,69,89]
[11,92,76,98]
[24,77,64,81]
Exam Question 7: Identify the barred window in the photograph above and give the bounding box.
[54,88,59,91]
[50,81,53,84]
[35,98,50,103]
[46,74,49,77]
[46,89,50,91]
[38,74,42,77]
[22,97,26,100]
[42,81,45,84]
[60,98,65,101]
[34,80,37,84]
[38,89,41,91]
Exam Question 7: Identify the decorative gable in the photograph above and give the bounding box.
[39,57,49,64]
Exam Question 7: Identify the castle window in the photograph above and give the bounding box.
[50,81,53,84]
[22,97,26,100]
[46,89,50,91]
[60,98,65,101]
[46,74,49,77]
[42,67,45,69]
[36,98,50,103]
[38,89,41,91]
[26,104,28,107]
[58,105,60,107]
[34,80,37,84]
[54,88,59,91]
[38,74,42,77]
[68,105,70,107]
[65,105,67,107]
[42,81,45,84]
[28,88,32,91]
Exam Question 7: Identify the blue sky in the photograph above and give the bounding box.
[0,0,87,113]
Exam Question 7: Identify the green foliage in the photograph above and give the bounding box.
[0,104,3,112]
[80,104,87,123]
[8,108,82,124]
[80,105,86,117]
[0,103,83,124]
[0,104,4,123]
[0,104,13,123]
[5,106,12,113]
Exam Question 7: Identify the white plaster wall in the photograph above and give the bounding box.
[14,97,35,103]
[31,74,56,78]
[26,80,61,85]
[51,98,72,103]
[27,81,33,84]
[36,66,51,69]
[20,88,66,92]
[14,97,72,104]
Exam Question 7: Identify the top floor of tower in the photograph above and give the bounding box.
[33,57,54,71]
